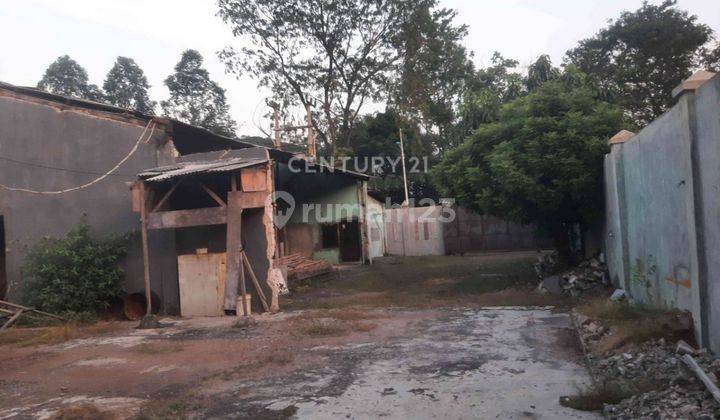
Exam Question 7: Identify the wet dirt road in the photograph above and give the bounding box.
[205,308,598,419]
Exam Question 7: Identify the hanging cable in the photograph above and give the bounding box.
[0,119,156,195]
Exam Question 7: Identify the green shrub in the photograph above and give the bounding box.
[23,220,128,317]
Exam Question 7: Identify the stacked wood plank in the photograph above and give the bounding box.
[278,253,332,281]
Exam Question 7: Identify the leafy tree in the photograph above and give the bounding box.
[348,110,437,204]
[103,56,156,114]
[23,220,127,318]
[433,67,624,256]
[703,41,720,71]
[566,0,715,125]
[452,52,525,146]
[218,0,421,155]
[161,50,237,137]
[390,3,474,152]
[526,55,559,91]
[37,55,104,101]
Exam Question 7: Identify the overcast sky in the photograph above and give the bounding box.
[1,0,718,137]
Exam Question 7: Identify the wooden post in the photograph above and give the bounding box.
[139,181,152,315]
[238,223,250,317]
[306,103,315,158]
[273,104,282,150]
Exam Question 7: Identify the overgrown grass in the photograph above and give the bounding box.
[561,378,662,411]
[296,319,348,336]
[285,253,552,311]
[577,298,693,346]
[0,321,127,347]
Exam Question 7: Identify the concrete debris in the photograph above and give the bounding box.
[533,251,558,279]
[536,255,608,297]
[583,339,720,419]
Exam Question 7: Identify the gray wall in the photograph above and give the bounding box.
[604,74,720,352]
[444,206,552,253]
[384,206,445,256]
[0,93,179,312]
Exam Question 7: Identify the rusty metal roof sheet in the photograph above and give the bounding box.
[139,157,267,182]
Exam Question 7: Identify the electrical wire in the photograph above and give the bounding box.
[0,119,156,195]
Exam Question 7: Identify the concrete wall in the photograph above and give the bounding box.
[366,196,385,261]
[443,206,552,253]
[384,206,445,256]
[604,73,720,352]
[0,93,180,312]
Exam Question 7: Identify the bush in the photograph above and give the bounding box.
[23,220,128,317]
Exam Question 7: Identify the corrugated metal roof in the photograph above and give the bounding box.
[139,157,267,182]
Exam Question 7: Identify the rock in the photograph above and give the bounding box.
[610,289,627,301]
[540,275,564,294]
[136,314,162,329]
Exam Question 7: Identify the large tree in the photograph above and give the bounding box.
[217,0,422,155]
[103,57,156,114]
[37,55,104,101]
[161,50,237,137]
[390,4,474,153]
[433,67,624,255]
[566,0,715,125]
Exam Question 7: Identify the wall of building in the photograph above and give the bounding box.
[0,93,181,312]
[443,206,551,254]
[604,74,720,352]
[366,196,385,261]
[384,206,445,256]
[278,166,364,263]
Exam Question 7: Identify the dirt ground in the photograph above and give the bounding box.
[0,251,596,419]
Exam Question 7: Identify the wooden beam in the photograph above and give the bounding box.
[242,251,269,312]
[151,181,181,213]
[227,190,268,209]
[200,182,226,207]
[147,207,227,230]
[139,181,152,315]
[240,167,267,192]
[225,197,243,311]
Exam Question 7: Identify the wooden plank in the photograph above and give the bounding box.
[240,166,267,192]
[178,253,226,317]
[242,252,269,312]
[139,181,152,316]
[151,181,180,213]
[225,198,242,310]
[240,191,268,209]
[147,207,227,230]
[131,181,142,213]
[1,309,24,330]
[200,182,227,207]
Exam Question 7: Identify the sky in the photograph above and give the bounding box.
[1,0,718,137]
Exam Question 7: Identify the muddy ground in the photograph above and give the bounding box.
[0,252,597,419]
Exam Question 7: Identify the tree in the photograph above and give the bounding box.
[390,3,474,152]
[217,0,419,155]
[526,55,559,91]
[433,67,625,256]
[103,57,156,114]
[37,55,104,101]
[452,52,525,145]
[566,0,715,125]
[348,110,437,204]
[161,50,237,137]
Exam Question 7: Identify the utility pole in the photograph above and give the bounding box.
[399,128,409,207]
[272,103,282,150]
[305,102,316,159]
